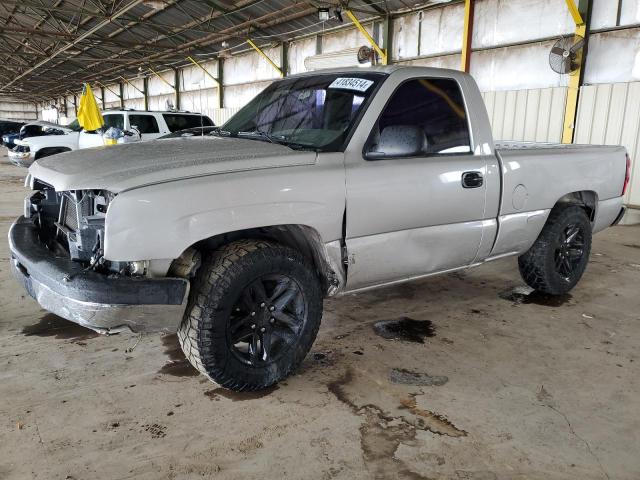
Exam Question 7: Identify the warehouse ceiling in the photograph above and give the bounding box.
[0,0,436,102]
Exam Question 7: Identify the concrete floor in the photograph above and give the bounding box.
[1,150,639,480]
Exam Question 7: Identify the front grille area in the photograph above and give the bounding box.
[28,184,109,265]
[62,195,91,232]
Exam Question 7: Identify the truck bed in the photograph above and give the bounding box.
[494,141,626,218]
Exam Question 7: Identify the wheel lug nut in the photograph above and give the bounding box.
[251,311,256,316]
[260,327,266,332]
[270,318,275,324]
[251,324,256,329]
[260,302,265,307]
[269,306,275,311]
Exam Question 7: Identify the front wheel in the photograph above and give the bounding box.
[518,205,592,295]
[178,240,323,391]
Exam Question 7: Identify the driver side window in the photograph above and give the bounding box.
[366,78,472,160]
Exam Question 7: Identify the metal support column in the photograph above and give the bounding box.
[461,0,475,72]
[562,0,591,144]
[100,87,105,111]
[173,68,180,110]
[118,82,125,109]
[143,77,149,111]
[281,41,289,77]
[383,14,393,65]
[217,59,224,109]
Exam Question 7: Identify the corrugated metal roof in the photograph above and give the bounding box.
[0,0,455,101]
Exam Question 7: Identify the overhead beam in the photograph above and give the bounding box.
[0,0,144,92]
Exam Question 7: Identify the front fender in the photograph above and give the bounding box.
[103,154,345,262]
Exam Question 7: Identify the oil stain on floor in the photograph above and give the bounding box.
[389,368,448,386]
[499,286,573,307]
[22,313,99,342]
[157,333,199,377]
[373,317,436,343]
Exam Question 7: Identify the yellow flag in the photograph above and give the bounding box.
[77,83,104,131]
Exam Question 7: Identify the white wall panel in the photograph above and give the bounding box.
[420,3,465,57]
[147,93,174,112]
[148,70,175,96]
[104,85,120,105]
[471,40,567,91]
[473,0,574,49]
[223,81,272,109]
[322,24,375,54]
[398,53,462,70]
[212,107,242,126]
[288,36,317,74]
[584,29,640,84]
[575,81,640,206]
[181,60,219,92]
[393,13,420,60]
[181,88,219,118]
[225,47,282,86]
[122,78,144,101]
[482,87,566,142]
[0,97,37,121]
[123,98,145,110]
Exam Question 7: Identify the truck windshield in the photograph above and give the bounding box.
[220,73,385,151]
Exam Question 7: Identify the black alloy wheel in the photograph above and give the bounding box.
[228,274,307,366]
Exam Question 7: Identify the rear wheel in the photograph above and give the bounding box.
[178,240,323,391]
[518,205,592,295]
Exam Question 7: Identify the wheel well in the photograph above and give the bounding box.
[189,225,337,293]
[554,191,597,221]
[35,147,71,160]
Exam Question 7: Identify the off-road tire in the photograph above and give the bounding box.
[518,205,592,295]
[177,239,323,391]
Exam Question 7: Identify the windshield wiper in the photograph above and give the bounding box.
[237,130,279,143]
[236,130,316,151]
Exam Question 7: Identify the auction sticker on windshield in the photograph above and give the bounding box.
[328,77,374,92]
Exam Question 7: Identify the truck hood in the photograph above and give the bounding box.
[28,136,317,192]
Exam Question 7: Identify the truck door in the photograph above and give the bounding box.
[344,77,494,291]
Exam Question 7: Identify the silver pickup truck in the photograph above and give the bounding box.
[9,66,630,391]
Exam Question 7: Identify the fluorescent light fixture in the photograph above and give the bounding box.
[304,47,372,71]
[318,7,330,21]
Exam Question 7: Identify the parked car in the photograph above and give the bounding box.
[0,120,26,146]
[9,66,629,391]
[2,131,21,150]
[157,125,218,139]
[8,121,79,165]
[10,111,214,166]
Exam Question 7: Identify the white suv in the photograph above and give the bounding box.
[11,110,214,166]
[78,110,214,149]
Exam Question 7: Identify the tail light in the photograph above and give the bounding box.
[622,154,631,196]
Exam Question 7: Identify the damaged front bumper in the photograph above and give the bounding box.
[9,216,189,334]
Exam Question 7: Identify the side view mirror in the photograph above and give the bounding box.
[365,125,427,160]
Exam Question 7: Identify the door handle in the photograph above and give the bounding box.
[461,171,484,189]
